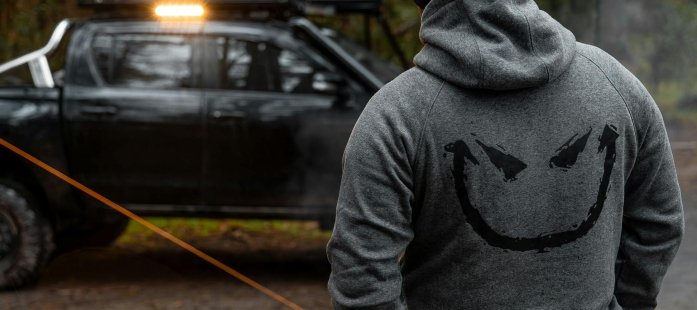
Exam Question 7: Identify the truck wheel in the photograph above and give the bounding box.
[0,181,54,290]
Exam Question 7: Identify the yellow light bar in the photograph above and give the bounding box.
[154,4,205,18]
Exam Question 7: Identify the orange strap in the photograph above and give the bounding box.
[0,138,304,310]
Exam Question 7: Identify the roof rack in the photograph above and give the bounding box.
[78,0,408,68]
[77,0,382,14]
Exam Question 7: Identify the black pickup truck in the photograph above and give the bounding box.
[0,0,400,289]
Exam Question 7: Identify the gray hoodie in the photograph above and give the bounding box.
[326,0,684,309]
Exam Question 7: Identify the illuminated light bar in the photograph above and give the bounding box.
[78,0,385,19]
[154,4,205,17]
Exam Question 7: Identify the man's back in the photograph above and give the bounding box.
[327,0,684,309]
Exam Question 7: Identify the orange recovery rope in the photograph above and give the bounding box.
[0,138,304,310]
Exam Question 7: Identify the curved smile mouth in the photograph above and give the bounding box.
[444,124,619,252]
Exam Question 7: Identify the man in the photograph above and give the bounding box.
[326,0,684,309]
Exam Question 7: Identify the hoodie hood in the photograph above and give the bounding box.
[414,0,576,90]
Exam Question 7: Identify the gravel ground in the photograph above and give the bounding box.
[1,122,696,310]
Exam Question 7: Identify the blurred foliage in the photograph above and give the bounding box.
[310,0,422,67]
[117,218,331,247]
[1,0,696,115]
[1,0,75,61]
[538,0,697,113]
[361,0,697,117]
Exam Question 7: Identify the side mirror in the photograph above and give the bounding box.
[312,71,344,95]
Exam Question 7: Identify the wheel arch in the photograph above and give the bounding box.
[1,146,90,232]
[0,149,54,219]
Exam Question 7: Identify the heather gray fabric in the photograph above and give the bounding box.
[414,0,576,90]
[327,0,684,309]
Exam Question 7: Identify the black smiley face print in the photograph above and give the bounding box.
[444,124,619,252]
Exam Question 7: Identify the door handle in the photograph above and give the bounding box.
[80,105,118,116]
[211,110,246,119]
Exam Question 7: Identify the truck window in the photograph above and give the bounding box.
[215,37,257,91]
[214,36,327,94]
[275,47,317,94]
[92,33,194,89]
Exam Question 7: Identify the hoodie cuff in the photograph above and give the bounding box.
[332,299,406,310]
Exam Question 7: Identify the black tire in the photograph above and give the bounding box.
[0,180,54,290]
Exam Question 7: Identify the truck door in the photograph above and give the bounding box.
[201,32,360,211]
[63,27,204,206]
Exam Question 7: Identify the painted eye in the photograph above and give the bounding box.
[549,128,592,169]
[475,140,527,182]
[445,141,479,164]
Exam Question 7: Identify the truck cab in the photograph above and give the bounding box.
[0,0,401,289]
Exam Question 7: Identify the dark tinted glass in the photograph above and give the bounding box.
[215,37,256,91]
[214,36,325,94]
[92,34,193,88]
[274,46,318,94]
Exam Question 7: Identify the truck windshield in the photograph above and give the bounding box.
[322,29,402,84]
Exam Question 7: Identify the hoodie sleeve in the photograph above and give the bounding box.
[614,97,684,309]
[326,95,414,310]
[326,71,442,309]
[599,71,683,310]
[578,46,684,309]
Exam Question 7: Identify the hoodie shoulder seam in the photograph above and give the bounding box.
[577,52,638,139]
[411,78,445,168]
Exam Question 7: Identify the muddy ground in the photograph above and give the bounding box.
[2,122,697,310]
[2,220,334,310]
